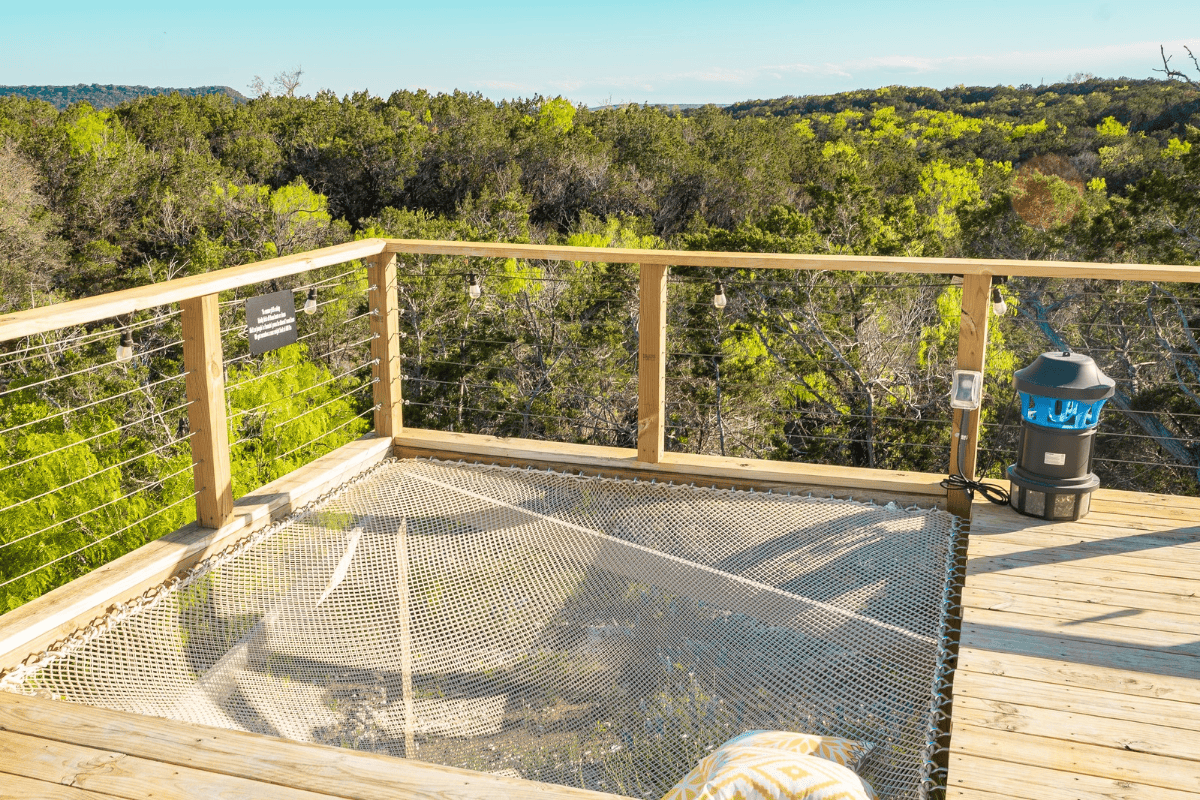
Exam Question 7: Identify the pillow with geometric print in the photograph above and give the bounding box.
[660,744,878,800]
[718,731,875,771]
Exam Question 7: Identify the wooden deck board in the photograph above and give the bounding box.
[948,496,1200,799]
[0,692,628,800]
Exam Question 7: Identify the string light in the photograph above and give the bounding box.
[176,416,189,440]
[115,329,134,363]
[467,273,481,300]
[991,286,1008,316]
[304,287,318,315]
[713,281,727,309]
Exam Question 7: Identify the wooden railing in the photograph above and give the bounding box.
[1,237,1193,524]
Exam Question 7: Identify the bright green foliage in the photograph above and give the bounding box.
[536,97,576,135]
[1095,116,1129,137]
[919,160,983,238]
[226,344,372,498]
[1164,137,1192,158]
[63,106,120,160]
[1010,119,1048,139]
[0,394,194,611]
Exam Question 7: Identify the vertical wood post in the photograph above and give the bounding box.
[368,253,403,441]
[638,263,668,463]
[181,293,233,529]
[947,274,993,519]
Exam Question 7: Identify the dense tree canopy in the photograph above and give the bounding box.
[3,74,1200,605]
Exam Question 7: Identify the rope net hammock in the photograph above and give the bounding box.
[2,459,958,800]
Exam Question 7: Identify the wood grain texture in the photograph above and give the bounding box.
[392,427,946,500]
[0,772,116,800]
[950,725,1200,793]
[637,263,667,464]
[382,238,1200,282]
[954,694,1200,760]
[948,751,1195,800]
[0,728,338,800]
[367,252,403,439]
[946,491,1200,799]
[947,274,991,519]
[0,693,630,800]
[182,293,233,529]
[0,239,386,343]
[956,647,1200,705]
[952,669,1200,730]
[0,435,393,673]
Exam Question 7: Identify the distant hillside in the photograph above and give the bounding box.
[719,78,1198,134]
[0,84,248,109]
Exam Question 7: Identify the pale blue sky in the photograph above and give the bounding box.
[1,1,1196,105]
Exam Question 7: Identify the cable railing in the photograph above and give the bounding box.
[5,237,1200,610]
[0,308,194,610]
[394,251,639,447]
[0,239,393,608]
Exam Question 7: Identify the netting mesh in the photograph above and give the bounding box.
[2,458,955,799]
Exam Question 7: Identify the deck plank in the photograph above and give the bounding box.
[948,496,1200,799]
[952,669,1200,729]
[0,728,343,800]
[952,725,1200,793]
[0,772,117,800]
[0,692,628,800]
[963,571,1200,616]
[962,586,1200,635]
[948,751,1196,800]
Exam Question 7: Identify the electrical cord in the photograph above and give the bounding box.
[940,410,1011,505]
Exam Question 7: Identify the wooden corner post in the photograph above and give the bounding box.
[368,252,403,441]
[947,274,993,520]
[638,263,668,463]
[181,293,234,529]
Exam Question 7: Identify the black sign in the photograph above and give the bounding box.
[246,289,298,355]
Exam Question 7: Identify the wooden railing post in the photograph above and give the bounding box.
[368,253,403,440]
[947,274,993,519]
[181,293,233,529]
[637,263,668,463]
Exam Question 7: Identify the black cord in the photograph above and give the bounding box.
[939,472,1011,505]
[942,409,1011,505]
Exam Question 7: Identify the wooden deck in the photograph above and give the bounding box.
[4,433,1200,798]
[0,691,625,800]
[948,488,1200,799]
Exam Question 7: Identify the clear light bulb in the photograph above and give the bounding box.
[304,287,318,315]
[991,286,1008,316]
[115,329,134,363]
[468,274,481,300]
[713,281,727,309]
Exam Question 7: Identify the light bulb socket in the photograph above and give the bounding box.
[713,281,727,309]
[991,286,1008,316]
[116,329,135,363]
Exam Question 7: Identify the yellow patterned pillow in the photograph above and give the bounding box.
[660,745,878,800]
[719,731,874,770]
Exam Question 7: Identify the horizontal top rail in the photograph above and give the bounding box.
[384,238,1200,282]
[2,235,1199,343]
[0,239,388,343]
